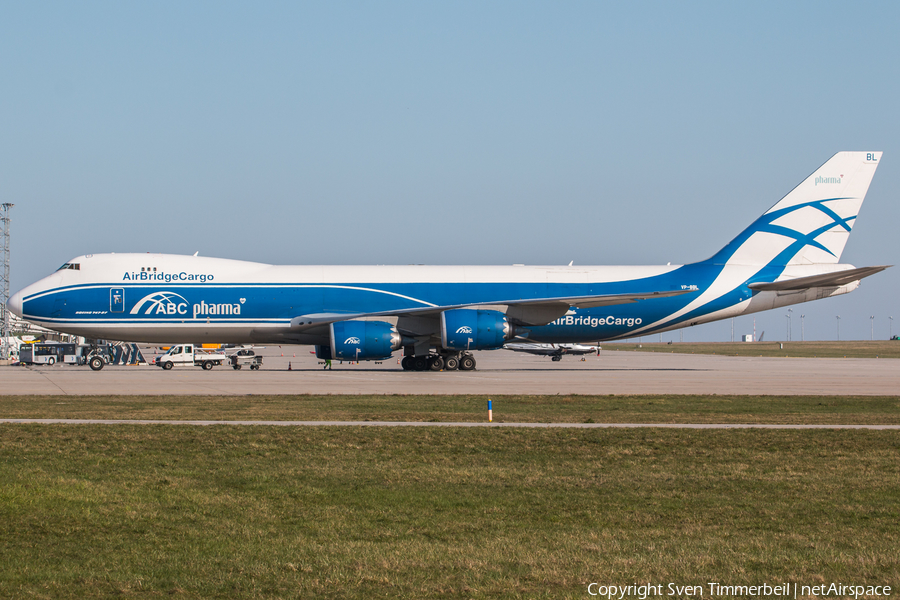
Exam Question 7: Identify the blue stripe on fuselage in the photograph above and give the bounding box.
[21,263,735,342]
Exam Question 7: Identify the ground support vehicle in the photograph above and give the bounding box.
[18,342,111,371]
[18,342,80,366]
[229,349,263,370]
[155,345,227,370]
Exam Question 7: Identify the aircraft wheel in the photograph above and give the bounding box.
[551,356,562,362]
[233,365,241,370]
[250,365,259,370]
[459,355,475,371]
[89,357,104,371]
[428,355,444,371]
[47,357,55,366]
[401,356,413,371]
[202,361,214,370]
[444,355,459,371]
[162,361,174,370]
[413,356,429,371]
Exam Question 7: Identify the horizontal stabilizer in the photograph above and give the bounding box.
[748,265,890,291]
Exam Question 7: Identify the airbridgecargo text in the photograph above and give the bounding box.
[122,271,214,283]
[551,315,642,327]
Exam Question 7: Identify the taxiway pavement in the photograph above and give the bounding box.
[1,347,897,395]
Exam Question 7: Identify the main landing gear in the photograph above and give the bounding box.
[401,353,475,372]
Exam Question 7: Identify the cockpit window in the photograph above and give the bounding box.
[56,263,80,271]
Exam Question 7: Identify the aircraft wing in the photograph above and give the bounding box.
[748,265,890,292]
[289,288,695,329]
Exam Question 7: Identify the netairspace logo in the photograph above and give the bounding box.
[344,337,361,345]
[123,271,214,283]
[455,326,473,334]
[586,581,892,599]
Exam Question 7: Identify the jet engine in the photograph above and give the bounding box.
[329,320,401,361]
[440,309,512,351]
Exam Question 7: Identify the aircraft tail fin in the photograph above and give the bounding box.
[704,152,882,266]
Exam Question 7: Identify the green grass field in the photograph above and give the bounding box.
[601,340,900,359]
[1,425,899,599]
[2,394,899,424]
[3,395,899,598]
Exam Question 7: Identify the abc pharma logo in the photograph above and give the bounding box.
[130,291,190,315]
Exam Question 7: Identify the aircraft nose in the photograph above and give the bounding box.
[6,290,23,318]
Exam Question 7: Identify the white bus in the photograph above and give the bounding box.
[19,342,81,366]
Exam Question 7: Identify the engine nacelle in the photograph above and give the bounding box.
[330,320,401,361]
[441,309,512,351]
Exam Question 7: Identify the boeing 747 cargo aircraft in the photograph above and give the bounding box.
[7,152,888,371]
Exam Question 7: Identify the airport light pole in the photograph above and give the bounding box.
[0,203,12,361]
[801,314,805,342]
[871,315,875,341]
[891,316,894,339]
[836,315,841,341]
[788,308,793,341]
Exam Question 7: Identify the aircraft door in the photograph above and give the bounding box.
[51,297,67,318]
[110,288,125,313]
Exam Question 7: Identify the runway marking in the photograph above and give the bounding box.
[2,419,899,429]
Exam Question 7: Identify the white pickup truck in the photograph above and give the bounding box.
[155,345,227,370]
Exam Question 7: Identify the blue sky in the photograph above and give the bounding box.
[2,1,898,341]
